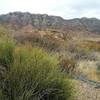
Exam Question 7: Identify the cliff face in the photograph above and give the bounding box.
[0,12,100,34]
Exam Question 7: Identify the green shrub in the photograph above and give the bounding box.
[1,45,75,100]
[0,89,5,100]
[0,26,11,37]
[0,90,3,100]
[96,62,100,79]
[0,35,15,68]
[0,35,15,81]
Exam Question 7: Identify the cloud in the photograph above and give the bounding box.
[0,0,100,19]
[51,0,100,18]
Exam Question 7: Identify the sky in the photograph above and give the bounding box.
[0,0,100,19]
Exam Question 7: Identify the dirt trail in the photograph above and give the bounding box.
[75,80,100,100]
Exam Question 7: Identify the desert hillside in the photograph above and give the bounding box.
[0,12,100,100]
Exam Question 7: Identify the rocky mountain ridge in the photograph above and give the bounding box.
[0,12,100,34]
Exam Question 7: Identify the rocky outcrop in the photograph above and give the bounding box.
[0,12,65,29]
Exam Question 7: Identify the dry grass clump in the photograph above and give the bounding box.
[58,53,77,75]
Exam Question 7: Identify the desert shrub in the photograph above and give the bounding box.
[0,35,15,81]
[0,88,5,100]
[0,45,75,100]
[0,89,3,100]
[67,42,77,53]
[94,62,100,81]
[30,34,63,51]
[96,62,100,79]
[15,31,63,52]
[78,41,100,51]
[15,31,42,44]
[40,35,62,51]
[0,26,11,37]
[0,35,15,68]
[67,41,98,61]
[59,54,77,75]
[72,47,97,61]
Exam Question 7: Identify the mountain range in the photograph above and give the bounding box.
[0,12,100,34]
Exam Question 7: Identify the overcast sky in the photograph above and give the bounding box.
[0,0,100,19]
